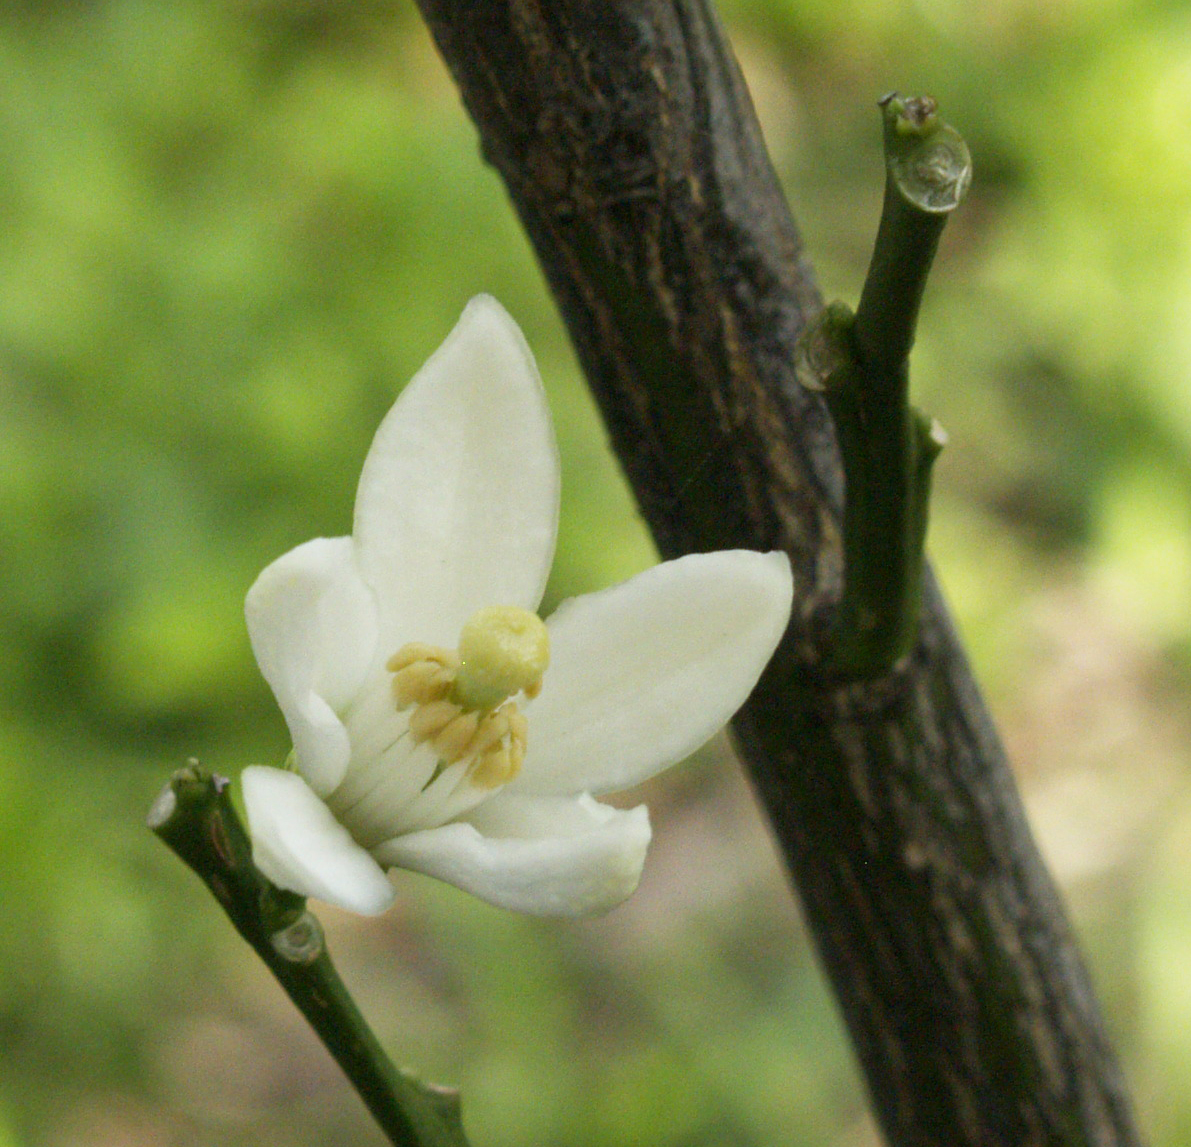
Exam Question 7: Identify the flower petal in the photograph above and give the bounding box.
[353,295,560,650]
[371,793,651,916]
[242,766,396,916]
[520,550,793,796]
[246,537,378,796]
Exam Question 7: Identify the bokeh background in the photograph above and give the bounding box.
[2,0,1190,1144]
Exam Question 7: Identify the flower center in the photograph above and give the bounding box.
[385,606,549,790]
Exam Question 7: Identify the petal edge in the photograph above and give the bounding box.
[373,793,651,917]
[245,536,377,796]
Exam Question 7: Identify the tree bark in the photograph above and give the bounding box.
[412,2,1143,1144]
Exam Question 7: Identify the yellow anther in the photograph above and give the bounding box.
[432,710,481,764]
[388,644,458,709]
[409,699,462,742]
[465,705,527,789]
[469,746,513,790]
[391,658,455,708]
[454,606,549,712]
[470,709,509,757]
[386,643,453,673]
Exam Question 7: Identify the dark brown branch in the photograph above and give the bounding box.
[412,1,1142,1144]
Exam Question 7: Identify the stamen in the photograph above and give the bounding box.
[408,699,462,742]
[433,710,480,763]
[466,705,527,790]
[470,709,509,757]
[469,745,514,790]
[386,643,452,673]
[388,646,458,709]
[391,658,455,707]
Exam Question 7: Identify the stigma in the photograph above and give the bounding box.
[385,607,549,790]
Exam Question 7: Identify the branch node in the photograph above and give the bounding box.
[272,911,326,965]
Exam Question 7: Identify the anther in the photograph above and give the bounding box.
[386,643,451,673]
[433,710,480,763]
[409,699,462,742]
[466,705,527,789]
[470,745,514,789]
[470,709,509,757]
[392,658,455,708]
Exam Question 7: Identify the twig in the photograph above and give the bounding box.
[797,93,968,677]
[149,764,469,1147]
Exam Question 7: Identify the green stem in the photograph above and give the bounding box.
[797,94,969,678]
[854,93,970,372]
[149,764,468,1147]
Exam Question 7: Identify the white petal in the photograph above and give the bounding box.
[353,296,559,650]
[241,766,396,916]
[246,537,378,796]
[371,793,651,917]
[519,550,793,796]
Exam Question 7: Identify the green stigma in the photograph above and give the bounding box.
[453,606,549,712]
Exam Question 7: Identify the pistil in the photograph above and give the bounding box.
[384,606,549,790]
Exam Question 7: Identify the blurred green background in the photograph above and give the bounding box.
[2,0,1190,1143]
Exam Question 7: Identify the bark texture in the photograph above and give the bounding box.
[412,2,1143,1144]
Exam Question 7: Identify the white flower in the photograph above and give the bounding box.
[241,296,793,918]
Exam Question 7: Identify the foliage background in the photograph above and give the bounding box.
[1,1,1190,1144]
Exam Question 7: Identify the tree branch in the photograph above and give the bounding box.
[411,1,1143,1143]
